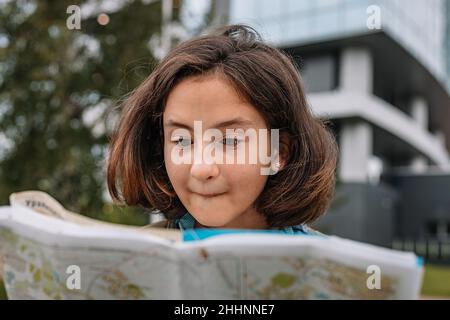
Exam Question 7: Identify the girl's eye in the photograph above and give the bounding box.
[222,137,242,147]
[173,137,192,147]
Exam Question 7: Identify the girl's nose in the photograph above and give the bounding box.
[190,138,220,181]
[190,161,220,181]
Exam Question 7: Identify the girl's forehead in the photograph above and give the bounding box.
[165,75,244,111]
[163,76,268,129]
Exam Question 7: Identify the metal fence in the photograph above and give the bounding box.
[392,238,450,264]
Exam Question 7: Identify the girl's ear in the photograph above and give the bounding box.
[270,132,290,173]
[277,132,290,170]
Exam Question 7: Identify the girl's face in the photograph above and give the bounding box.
[163,75,274,229]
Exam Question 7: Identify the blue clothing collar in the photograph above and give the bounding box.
[175,212,313,235]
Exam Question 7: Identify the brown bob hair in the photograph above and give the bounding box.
[107,24,338,227]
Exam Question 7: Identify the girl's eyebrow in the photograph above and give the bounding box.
[164,117,255,130]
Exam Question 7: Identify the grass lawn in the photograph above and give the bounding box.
[0,264,449,300]
[0,279,6,300]
[421,264,450,298]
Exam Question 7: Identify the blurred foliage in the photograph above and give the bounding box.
[0,0,192,225]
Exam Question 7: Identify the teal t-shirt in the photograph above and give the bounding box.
[175,212,322,237]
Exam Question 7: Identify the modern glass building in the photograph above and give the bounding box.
[229,0,447,83]
[219,0,450,262]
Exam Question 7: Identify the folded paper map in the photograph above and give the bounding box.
[0,191,423,300]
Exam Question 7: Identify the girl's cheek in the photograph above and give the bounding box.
[223,163,263,186]
[164,148,184,182]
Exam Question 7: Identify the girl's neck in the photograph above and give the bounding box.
[193,208,269,230]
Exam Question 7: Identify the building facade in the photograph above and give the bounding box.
[223,0,450,263]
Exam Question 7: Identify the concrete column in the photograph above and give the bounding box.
[339,47,373,93]
[339,122,373,183]
[410,96,429,130]
[162,0,173,52]
[434,130,446,148]
[339,47,374,183]
[409,97,429,173]
[410,157,428,173]
[211,0,231,27]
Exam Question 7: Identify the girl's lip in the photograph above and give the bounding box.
[193,192,225,197]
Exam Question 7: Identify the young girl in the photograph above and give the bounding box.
[107,25,337,235]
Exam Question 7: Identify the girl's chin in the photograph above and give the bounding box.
[190,211,237,228]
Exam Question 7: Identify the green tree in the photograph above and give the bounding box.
[0,0,197,225]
